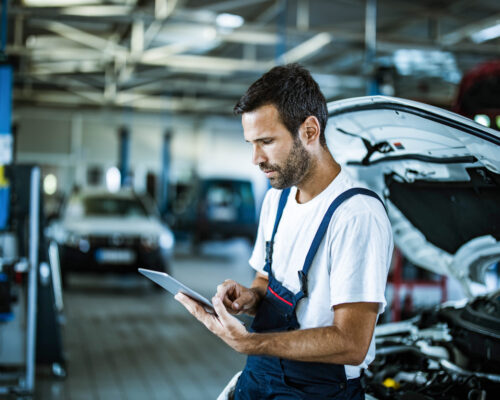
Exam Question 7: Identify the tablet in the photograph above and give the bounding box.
[138,268,215,314]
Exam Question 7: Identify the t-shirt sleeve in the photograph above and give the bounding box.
[329,211,393,314]
[248,190,273,275]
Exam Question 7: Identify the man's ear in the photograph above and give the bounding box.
[300,116,321,145]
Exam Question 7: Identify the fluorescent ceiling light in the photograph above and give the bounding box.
[43,174,58,196]
[106,167,121,193]
[216,13,244,29]
[470,22,500,43]
[23,0,100,6]
[474,114,490,127]
[61,5,133,16]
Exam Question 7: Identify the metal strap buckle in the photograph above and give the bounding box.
[298,270,308,297]
[265,241,273,264]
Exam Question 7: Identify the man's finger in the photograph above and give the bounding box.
[175,292,199,315]
[176,293,209,318]
[232,291,255,313]
[176,293,221,331]
[213,297,231,322]
[216,280,233,297]
[212,296,243,328]
[222,296,234,310]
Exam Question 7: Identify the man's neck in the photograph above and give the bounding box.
[295,151,341,204]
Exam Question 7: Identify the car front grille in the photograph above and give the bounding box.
[88,235,140,247]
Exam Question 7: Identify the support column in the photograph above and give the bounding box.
[159,129,172,215]
[118,126,131,187]
[365,0,379,95]
[0,0,8,54]
[70,114,84,188]
[0,64,13,230]
[276,0,288,63]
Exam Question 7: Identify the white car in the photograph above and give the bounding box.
[326,96,500,400]
[47,188,175,283]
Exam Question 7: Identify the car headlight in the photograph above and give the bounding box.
[65,232,81,247]
[141,234,159,250]
[159,231,175,251]
[78,238,90,253]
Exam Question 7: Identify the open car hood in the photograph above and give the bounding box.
[326,96,500,296]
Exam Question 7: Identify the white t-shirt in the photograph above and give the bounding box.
[249,168,394,379]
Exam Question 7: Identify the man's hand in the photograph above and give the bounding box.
[216,279,262,315]
[174,292,253,353]
[175,290,379,364]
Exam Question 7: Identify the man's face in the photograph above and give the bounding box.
[242,104,311,189]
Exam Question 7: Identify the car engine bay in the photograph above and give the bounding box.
[365,290,500,400]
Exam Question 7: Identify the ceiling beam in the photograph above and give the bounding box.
[196,0,272,13]
[13,89,235,113]
[138,53,273,73]
[440,13,500,45]
[33,20,128,56]
[280,32,332,64]
[29,60,103,75]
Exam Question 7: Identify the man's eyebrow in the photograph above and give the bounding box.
[246,137,273,143]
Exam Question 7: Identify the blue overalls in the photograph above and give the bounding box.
[234,187,385,400]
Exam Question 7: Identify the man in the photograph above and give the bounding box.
[175,64,393,399]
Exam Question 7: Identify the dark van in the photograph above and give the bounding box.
[170,178,257,247]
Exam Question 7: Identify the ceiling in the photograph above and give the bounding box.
[2,0,500,114]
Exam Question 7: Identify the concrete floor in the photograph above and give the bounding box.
[36,239,256,400]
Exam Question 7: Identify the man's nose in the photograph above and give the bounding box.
[252,146,266,165]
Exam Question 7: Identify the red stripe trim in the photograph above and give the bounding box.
[268,286,293,306]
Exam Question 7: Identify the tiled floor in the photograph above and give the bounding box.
[36,240,256,400]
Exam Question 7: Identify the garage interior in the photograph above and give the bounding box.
[0,0,499,399]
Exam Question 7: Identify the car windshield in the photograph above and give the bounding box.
[84,196,148,217]
[66,195,149,217]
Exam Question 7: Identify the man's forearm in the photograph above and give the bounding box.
[244,325,369,365]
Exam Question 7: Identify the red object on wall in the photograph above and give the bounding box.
[389,247,447,322]
[453,60,500,131]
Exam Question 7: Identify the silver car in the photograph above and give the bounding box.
[47,188,175,284]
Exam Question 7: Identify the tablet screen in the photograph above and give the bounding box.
[138,268,215,314]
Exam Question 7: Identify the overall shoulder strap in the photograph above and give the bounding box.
[264,188,291,274]
[272,188,291,240]
[295,188,385,299]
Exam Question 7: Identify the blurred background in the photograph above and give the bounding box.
[0,0,499,399]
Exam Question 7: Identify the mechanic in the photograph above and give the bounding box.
[175,63,394,399]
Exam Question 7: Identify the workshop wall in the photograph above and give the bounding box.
[13,107,268,206]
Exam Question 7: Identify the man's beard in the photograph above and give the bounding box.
[259,138,312,189]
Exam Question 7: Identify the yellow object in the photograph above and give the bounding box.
[382,377,400,389]
[0,166,9,187]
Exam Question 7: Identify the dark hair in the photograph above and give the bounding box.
[234,63,328,147]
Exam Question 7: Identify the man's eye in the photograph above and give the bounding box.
[262,139,273,145]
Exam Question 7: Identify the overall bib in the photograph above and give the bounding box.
[234,187,385,400]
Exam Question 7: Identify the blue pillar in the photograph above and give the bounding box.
[365,0,379,95]
[160,130,171,215]
[0,65,13,230]
[1,0,8,55]
[276,0,288,63]
[367,77,380,96]
[118,126,131,187]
